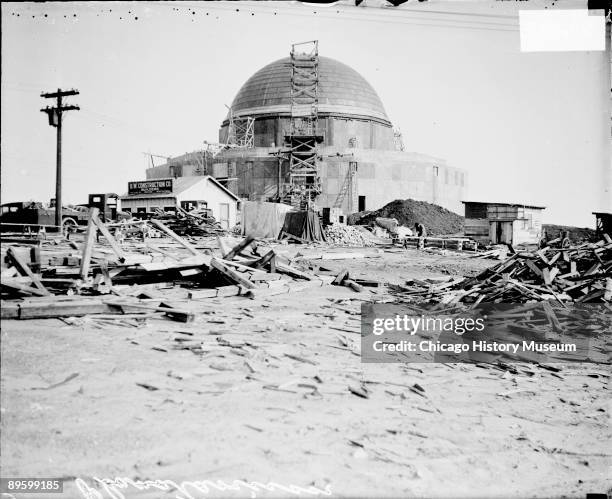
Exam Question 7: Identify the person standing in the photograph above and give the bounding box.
[414,222,427,250]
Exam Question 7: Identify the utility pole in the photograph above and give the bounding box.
[41,88,80,229]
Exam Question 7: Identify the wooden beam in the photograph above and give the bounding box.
[104,300,195,323]
[150,219,200,256]
[1,279,50,297]
[91,215,126,262]
[223,236,255,260]
[210,258,257,289]
[333,269,349,285]
[253,250,276,270]
[6,247,50,295]
[79,207,99,279]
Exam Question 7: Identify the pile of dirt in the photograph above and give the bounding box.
[352,199,464,236]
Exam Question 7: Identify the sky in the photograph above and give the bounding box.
[1,0,610,227]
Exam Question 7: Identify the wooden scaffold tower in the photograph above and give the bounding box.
[227,108,255,149]
[284,40,324,209]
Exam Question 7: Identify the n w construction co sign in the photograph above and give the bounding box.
[128,179,173,195]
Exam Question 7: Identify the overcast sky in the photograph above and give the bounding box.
[1,0,609,227]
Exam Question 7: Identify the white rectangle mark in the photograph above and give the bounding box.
[519,9,605,52]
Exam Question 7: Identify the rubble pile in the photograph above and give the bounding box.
[325,223,377,247]
[152,207,226,236]
[1,209,332,321]
[392,237,612,304]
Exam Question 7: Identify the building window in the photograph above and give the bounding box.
[433,166,439,176]
[444,169,449,184]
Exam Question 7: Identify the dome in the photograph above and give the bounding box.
[227,56,390,125]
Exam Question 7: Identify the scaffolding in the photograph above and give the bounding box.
[227,110,255,148]
[393,128,405,152]
[284,40,323,209]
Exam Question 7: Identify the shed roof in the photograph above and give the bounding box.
[462,201,546,210]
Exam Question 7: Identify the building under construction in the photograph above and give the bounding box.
[146,41,467,215]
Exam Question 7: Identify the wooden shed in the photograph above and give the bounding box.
[463,201,545,245]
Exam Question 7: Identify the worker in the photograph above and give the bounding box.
[414,223,427,250]
[538,229,548,249]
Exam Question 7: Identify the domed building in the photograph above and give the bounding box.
[146,46,467,216]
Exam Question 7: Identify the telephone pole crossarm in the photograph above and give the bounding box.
[40,87,80,228]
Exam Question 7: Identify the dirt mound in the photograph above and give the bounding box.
[353,199,464,236]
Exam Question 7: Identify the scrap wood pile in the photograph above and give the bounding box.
[390,236,612,304]
[325,223,377,247]
[151,206,226,236]
[0,208,332,321]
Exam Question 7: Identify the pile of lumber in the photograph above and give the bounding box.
[1,208,331,321]
[151,207,226,236]
[392,236,612,304]
[325,223,376,247]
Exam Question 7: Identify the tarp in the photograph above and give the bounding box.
[281,210,327,242]
[241,201,294,239]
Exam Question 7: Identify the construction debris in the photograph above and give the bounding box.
[392,238,612,303]
[325,223,377,247]
[151,207,226,236]
[0,208,331,321]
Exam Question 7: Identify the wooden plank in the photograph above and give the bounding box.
[253,250,276,270]
[0,279,49,297]
[103,300,195,323]
[344,279,365,293]
[210,258,257,289]
[524,259,543,278]
[0,302,20,319]
[91,215,126,262]
[223,236,255,261]
[542,267,559,285]
[79,207,99,279]
[333,269,349,285]
[275,261,314,280]
[138,254,211,271]
[246,279,325,298]
[6,247,50,295]
[18,299,119,319]
[188,285,242,299]
[150,219,200,256]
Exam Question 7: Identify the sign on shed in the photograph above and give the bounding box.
[128,179,173,195]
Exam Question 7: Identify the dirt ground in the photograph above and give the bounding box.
[1,247,610,499]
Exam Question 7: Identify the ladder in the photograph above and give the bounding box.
[285,41,322,210]
[333,162,358,211]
